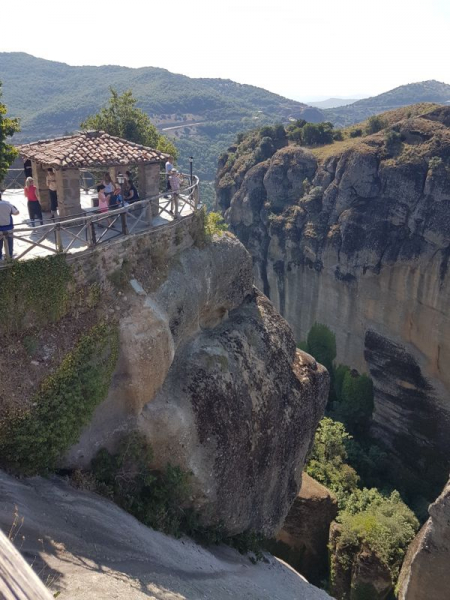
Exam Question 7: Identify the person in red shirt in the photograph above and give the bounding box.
[24,177,44,226]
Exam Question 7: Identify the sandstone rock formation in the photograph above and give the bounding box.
[217,106,450,496]
[397,478,450,600]
[329,523,393,600]
[272,473,338,585]
[64,234,328,535]
[0,471,333,600]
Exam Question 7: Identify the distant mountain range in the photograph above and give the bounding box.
[0,53,323,182]
[323,80,450,126]
[308,98,359,109]
[1,54,450,184]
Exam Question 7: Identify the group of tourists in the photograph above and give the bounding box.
[97,171,140,213]
[0,159,186,260]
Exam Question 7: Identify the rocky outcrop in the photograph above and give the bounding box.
[330,523,393,600]
[217,106,450,496]
[0,471,333,600]
[398,478,450,600]
[272,473,338,585]
[62,233,328,535]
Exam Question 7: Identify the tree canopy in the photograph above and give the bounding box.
[0,82,20,186]
[81,88,178,159]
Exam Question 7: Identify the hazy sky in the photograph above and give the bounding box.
[3,0,450,101]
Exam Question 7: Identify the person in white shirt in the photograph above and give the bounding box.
[0,193,19,259]
[169,169,182,216]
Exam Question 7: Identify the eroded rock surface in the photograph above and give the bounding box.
[217,106,450,494]
[398,478,450,600]
[65,234,329,535]
[0,471,333,600]
[273,473,338,585]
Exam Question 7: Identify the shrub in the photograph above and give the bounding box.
[350,128,363,138]
[428,156,443,171]
[204,211,228,238]
[90,433,265,558]
[306,417,359,507]
[385,130,402,156]
[365,115,386,135]
[302,122,335,146]
[333,129,344,141]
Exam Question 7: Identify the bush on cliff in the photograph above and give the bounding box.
[0,322,119,475]
[306,417,359,507]
[336,488,419,580]
[87,433,264,558]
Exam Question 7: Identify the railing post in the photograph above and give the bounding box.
[55,223,64,253]
[1,233,10,259]
[90,221,97,246]
[120,211,129,236]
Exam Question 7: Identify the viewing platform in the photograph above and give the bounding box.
[0,131,200,265]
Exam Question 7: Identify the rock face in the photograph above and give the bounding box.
[217,106,450,495]
[0,471,333,600]
[64,234,329,535]
[273,473,338,585]
[398,478,450,600]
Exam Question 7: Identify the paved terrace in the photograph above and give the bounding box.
[0,179,198,264]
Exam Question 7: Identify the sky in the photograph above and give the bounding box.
[2,0,450,101]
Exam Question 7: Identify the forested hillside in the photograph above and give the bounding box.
[324,80,450,126]
[0,53,321,183]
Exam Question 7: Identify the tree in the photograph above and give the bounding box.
[306,322,336,372]
[301,122,335,146]
[81,88,178,159]
[0,82,20,186]
[335,371,374,436]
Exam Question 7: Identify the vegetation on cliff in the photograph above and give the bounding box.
[0,81,20,184]
[0,322,119,474]
[301,323,419,597]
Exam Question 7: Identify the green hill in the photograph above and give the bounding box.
[324,80,450,127]
[0,52,321,186]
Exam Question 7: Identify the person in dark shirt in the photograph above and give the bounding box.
[125,180,140,204]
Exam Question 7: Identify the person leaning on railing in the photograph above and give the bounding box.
[0,191,19,260]
[169,169,182,217]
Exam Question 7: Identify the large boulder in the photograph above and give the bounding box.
[397,478,450,600]
[65,235,329,536]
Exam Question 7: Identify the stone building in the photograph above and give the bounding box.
[17,130,169,217]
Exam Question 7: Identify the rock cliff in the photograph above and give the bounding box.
[0,215,328,538]
[272,472,338,585]
[397,478,450,600]
[217,106,450,496]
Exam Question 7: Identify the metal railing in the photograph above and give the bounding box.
[0,174,199,265]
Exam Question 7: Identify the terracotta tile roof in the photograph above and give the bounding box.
[17,130,169,168]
